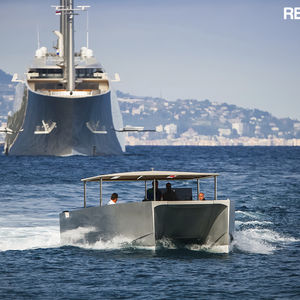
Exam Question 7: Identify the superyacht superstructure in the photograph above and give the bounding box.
[4,0,125,156]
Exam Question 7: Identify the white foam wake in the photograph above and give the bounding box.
[78,236,138,250]
[234,211,299,254]
[156,237,230,253]
[235,220,273,227]
[61,149,86,157]
[185,243,230,254]
[1,211,298,255]
[0,225,137,252]
[0,226,60,252]
[60,227,143,250]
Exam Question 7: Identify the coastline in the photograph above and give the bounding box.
[126,136,300,146]
[1,139,300,150]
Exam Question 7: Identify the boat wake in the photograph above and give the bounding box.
[61,149,86,157]
[233,210,299,254]
[0,225,135,252]
[0,225,60,252]
[1,211,298,254]
[60,227,136,250]
[156,237,230,253]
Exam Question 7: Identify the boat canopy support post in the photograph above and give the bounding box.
[83,181,86,208]
[197,179,200,198]
[100,178,102,206]
[154,179,156,201]
[144,181,147,200]
[214,176,217,200]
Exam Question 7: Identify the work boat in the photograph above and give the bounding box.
[4,0,141,156]
[60,171,235,252]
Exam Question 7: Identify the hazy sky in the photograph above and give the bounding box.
[1,0,299,119]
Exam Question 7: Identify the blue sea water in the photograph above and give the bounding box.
[0,146,299,299]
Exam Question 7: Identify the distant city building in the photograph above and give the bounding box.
[232,122,244,135]
[218,128,231,136]
[132,105,144,115]
[294,123,300,132]
[156,125,163,132]
[164,123,177,135]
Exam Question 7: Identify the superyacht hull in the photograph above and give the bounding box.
[5,88,125,156]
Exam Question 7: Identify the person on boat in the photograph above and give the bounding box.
[163,182,177,201]
[145,180,162,201]
[107,193,118,205]
[198,192,205,201]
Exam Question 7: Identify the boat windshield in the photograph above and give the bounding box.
[29,68,63,78]
[28,68,104,79]
[76,68,104,78]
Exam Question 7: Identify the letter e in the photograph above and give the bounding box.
[294,7,300,19]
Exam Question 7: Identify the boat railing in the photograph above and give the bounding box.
[50,90,92,97]
[35,89,101,97]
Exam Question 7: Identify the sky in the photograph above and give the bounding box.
[0,0,300,120]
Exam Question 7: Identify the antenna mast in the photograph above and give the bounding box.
[53,1,90,92]
[86,10,89,48]
[37,25,40,49]
[66,0,75,91]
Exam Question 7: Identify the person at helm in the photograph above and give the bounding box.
[163,182,177,201]
[198,192,205,201]
[108,193,118,205]
[145,180,162,201]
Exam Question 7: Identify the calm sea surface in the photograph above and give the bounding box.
[0,146,299,299]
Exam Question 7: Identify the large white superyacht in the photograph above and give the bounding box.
[4,0,125,156]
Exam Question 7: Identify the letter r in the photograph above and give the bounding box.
[284,7,293,20]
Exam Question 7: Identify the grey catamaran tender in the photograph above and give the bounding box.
[60,170,235,252]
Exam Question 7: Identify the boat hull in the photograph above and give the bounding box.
[5,88,125,156]
[59,200,235,252]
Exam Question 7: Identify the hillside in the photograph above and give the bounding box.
[117,91,300,146]
[0,71,15,141]
[0,69,12,84]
